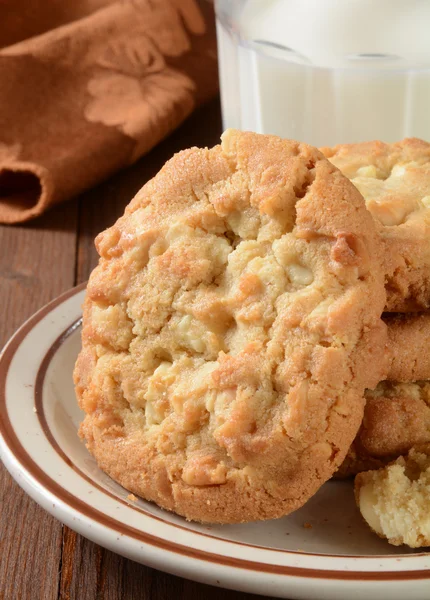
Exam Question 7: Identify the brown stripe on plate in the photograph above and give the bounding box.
[34,319,428,561]
[1,284,430,581]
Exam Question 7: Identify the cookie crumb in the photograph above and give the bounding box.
[32,407,37,413]
[303,522,312,529]
[355,446,430,547]
[127,493,137,502]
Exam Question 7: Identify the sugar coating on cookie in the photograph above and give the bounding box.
[355,447,430,547]
[386,313,430,382]
[75,130,387,523]
[337,381,430,478]
[321,139,430,312]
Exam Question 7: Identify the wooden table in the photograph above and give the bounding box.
[0,98,282,600]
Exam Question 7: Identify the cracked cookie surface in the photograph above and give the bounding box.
[74,129,387,523]
[321,139,430,312]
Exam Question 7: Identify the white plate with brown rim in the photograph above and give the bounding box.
[1,284,429,600]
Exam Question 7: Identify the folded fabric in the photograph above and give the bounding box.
[0,0,218,224]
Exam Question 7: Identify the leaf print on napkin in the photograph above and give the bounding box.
[130,0,206,57]
[85,35,195,163]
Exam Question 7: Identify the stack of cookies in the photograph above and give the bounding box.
[74,130,430,546]
[322,140,430,547]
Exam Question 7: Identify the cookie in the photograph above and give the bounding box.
[336,381,430,478]
[321,139,430,312]
[386,312,430,382]
[74,129,388,524]
[336,313,430,478]
[355,446,430,547]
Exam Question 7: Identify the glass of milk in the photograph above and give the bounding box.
[215,0,430,145]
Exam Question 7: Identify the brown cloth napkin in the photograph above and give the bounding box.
[0,0,218,224]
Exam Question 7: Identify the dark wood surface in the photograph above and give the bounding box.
[0,99,280,600]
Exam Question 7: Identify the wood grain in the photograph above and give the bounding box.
[2,98,279,600]
[0,200,78,600]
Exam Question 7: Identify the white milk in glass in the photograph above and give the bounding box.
[215,0,430,146]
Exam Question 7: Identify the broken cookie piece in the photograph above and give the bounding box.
[355,446,430,547]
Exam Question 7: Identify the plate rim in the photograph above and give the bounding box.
[1,284,430,586]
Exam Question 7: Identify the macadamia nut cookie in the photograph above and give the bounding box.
[322,139,430,312]
[337,381,430,478]
[336,312,430,479]
[75,130,387,523]
[386,312,430,382]
[355,446,430,547]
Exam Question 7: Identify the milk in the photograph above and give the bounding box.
[216,0,430,145]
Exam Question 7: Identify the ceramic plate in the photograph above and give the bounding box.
[1,285,429,599]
